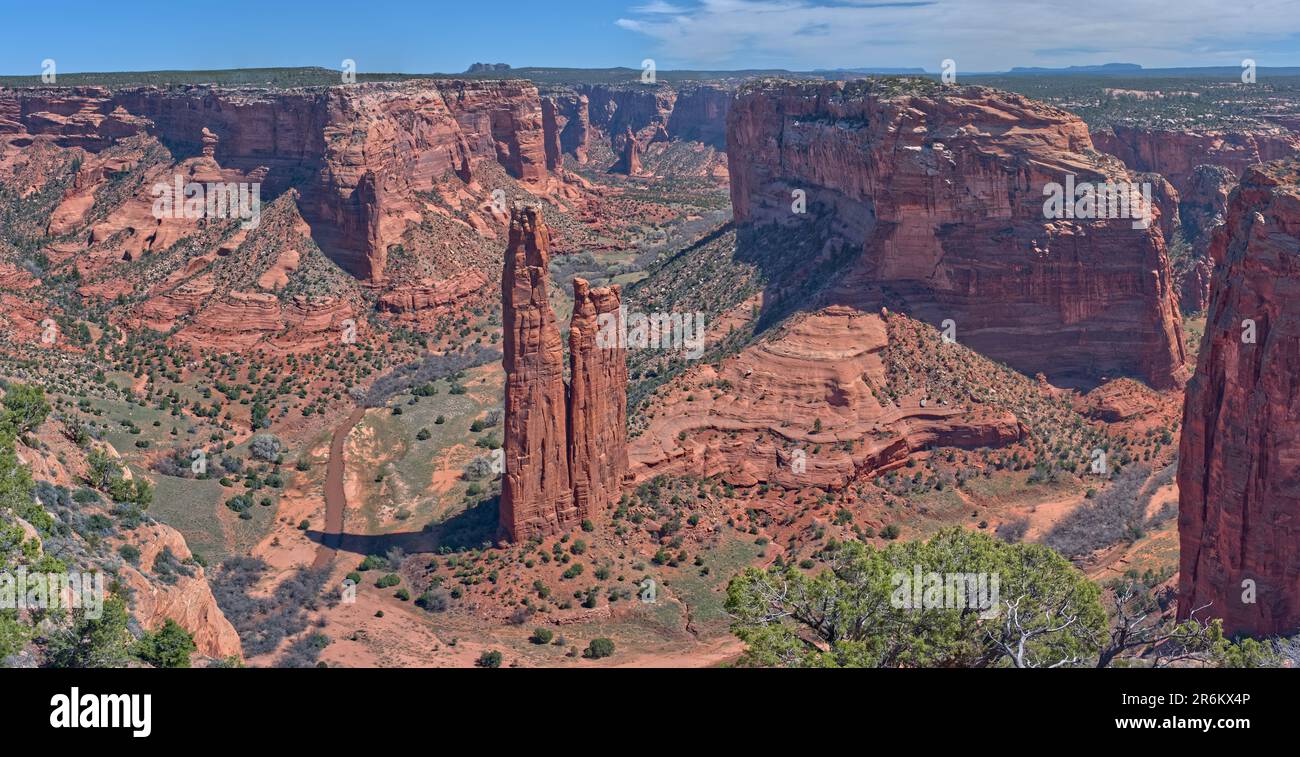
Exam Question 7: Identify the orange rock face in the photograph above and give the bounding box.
[2,80,559,282]
[500,210,630,540]
[1093,125,1300,195]
[629,307,1025,489]
[612,125,644,176]
[728,80,1188,390]
[500,206,578,540]
[1177,158,1300,637]
[568,278,629,520]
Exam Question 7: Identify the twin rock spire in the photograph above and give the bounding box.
[499,205,629,541]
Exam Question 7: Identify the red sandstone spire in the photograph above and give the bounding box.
[568,278,630,521]
[500,205,576,541]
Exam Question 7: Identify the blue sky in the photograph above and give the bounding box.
[3,0,1299,75]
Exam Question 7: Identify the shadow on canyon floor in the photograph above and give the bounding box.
[306,497,500,560]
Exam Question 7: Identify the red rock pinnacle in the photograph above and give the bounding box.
[499,210,630,540]
[568,278,630,521]
[500,205,577,541]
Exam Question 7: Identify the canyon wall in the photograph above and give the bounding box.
[1177,158,1300,637]
[1093,124,1300,195]
[1177,164,1238,312]
[728,80,1188,390]
[665,84,731,148]
[1,80,555,281]
[557,82,731,150]
[499,207,629,541]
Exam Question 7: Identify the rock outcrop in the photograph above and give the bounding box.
[537,92,591,165]
[2,80,560,282]
[611,126,644,176]
[568,278,629,519]
[500,206,579,540]
[1093,124,1300,195]
[118,523,243,660]
[1177,164,1238,312]
[1177,158,1300,637]
[500,207,629,540]
[629,307,1026,489]
[727,80,1188,390]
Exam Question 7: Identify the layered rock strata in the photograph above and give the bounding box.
[1177,158,1300,637]
[727,80,1188,390]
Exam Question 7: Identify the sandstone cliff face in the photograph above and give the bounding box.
[500,209,630,540]
[728,80,1188,390]
[1177,164,1238,312]
[500,206,578,540]
[568,279,629,519]
[2,80,557,282]
[1177,158,1300,637]
[666,84,731,149]
[611,125,645,176]
[1093,124,1300,195]
[562,83,731,154]
[118,523,244,660]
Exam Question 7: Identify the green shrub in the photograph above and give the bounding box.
[584,638,615,659]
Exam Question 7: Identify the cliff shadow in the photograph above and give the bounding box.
[304,496,500,560]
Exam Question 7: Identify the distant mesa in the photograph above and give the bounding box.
[466,63,512,74]
[1007,62,1143,74]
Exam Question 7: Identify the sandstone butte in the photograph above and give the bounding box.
[727,80,1188,391]
[1177,157,1300,637]
[499,206,629,541]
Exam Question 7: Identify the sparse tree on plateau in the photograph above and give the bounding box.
[133,619,197,668]
[725,528,1105,668]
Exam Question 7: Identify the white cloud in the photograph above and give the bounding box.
[616,0,1300,71]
